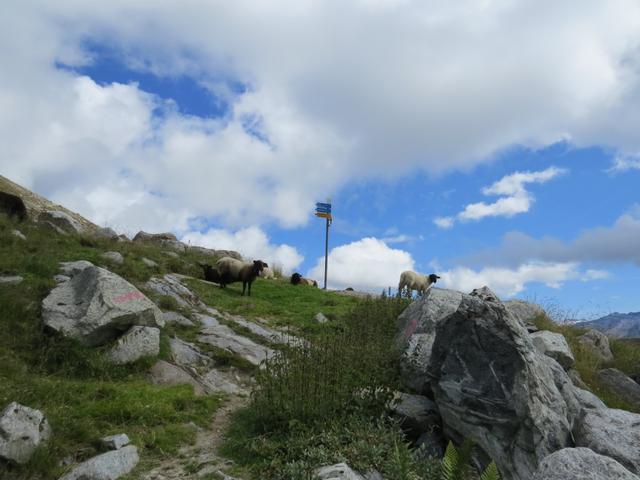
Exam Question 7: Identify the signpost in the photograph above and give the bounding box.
[315,200,332,289]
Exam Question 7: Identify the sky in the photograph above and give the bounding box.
[1,0,640,318]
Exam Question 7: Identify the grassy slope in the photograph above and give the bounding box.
[0,214,366,479]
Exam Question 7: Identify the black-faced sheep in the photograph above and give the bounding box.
[199,262,224,284]
[398,271,440,297]
[0,192,27,222]
[216,256,268,296]
[290,273,318,287]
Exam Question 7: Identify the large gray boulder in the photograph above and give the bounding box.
[59,444,139,480]
[533,447,640,480]
[578,329,614,363]
[43,262,164,347]
[424,287,574,480]
[503,299,545,331]
[133,231,177,242]
[596,369,640,410]
[101,251,124,265]
[0,402,51,464]
[105,326,160,364]
[38,210,84,234]
[575,408,640,475]
[530,330,575,369]
[395,288,463,394]
[390,393,440,438]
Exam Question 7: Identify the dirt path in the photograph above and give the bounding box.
[140,394,249,480]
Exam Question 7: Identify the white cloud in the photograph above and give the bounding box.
[433,216,454,229]
[609,154,640,172]
[307,237,414,291]
[1,2,640,233]
[439,167,567,226]
[439,261,606,297]
[181,226,303,273]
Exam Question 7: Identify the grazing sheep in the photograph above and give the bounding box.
[290,273,318,287]
[0,191,27,221]
[216,256,268,296]
[398,271,440,297]
[238,260,268,296]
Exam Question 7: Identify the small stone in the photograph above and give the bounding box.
[162,311,195,327]
[315,312,329,323]
[59,445,139,480]
[142,257,158,268]
[0,402,51,464]
[54,274,71,283]
[12,230,26,240]
[102,251,124,265]
[0,275,23,285]
[100,433,130,450]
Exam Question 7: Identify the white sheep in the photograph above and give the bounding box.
[259,267,275,279]
[398,271,440,297]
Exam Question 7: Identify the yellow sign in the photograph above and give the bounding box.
[315,212,332,219]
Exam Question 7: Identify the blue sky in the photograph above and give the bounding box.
[2,1,640,317]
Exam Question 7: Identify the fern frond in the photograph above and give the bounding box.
[441,441,459,480]
[479,461,501,480]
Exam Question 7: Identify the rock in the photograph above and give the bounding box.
[0,191,27,221]
[205,308,301,346]
[391,393,440,438]
[38,210,84,234]
[43,262,164,347]
[395,288,464,394]
[575,408,640,475]
[163,251,179,258]
[315,312,329,323]
[503,299,545,331]
[141,257,158,268]
[105,326,160,365]
[568,369,588,389]
[0,402,51,464]
[162,311,195,327]
[315,463,365,480]
[169,337,212,367]
[93,227,119,240]
[573,388,607,410]
[148,360,206,396]
[146,274,204,310]
[578,329,614,363]
[533,447,640,480]
[187,246,218,257]
[12,229,26,240]
[596,369,640,410]
[100,434,130,451]
[200,369,245,395]
[214,249,243,261]
[59,260,94,276]
[0,275,23,285]
[425,287,574,480]
[54,274,70,283]
[530,330,575,369]
[632,374,640,385]
[102,251,124,265]
[133,231,178,242]
[198,320,275,367]
[59,444,139,480]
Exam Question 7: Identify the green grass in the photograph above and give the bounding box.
[185,277,361,333]
[0,215,225,479]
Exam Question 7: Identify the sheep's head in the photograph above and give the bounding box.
[291,272,302,285]
[428,273,441,284]
[252,260,268,273]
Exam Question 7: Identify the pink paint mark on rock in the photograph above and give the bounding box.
[404,318,418,339]
[113,291,145,304]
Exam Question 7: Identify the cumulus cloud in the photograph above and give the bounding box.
[307,237,414,291]
[2,1,640,233]
[181,226,303,273]
[439,262,606,297]
[461,204,640,267]
[609,154,640,172]
[435,167,567,227]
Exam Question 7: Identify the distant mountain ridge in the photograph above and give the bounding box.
[580,311,640,338]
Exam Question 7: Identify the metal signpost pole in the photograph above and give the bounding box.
[315,200,332,290]
[324,216,329,290]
